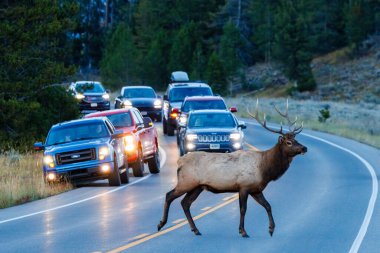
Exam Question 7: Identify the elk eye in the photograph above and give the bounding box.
[286,141,292,146]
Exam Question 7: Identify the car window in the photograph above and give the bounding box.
[132,110,143,125]
[107,113,133,128]
[46,122,109,146]
[188,113,236,128]
[182,100,227,112]
[123,88,156,98]
[105,120,115,134]
[75,82,105,93]
[169,87,212,102]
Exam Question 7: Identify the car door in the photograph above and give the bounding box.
[132,110,154,156]
[105,120,125,167]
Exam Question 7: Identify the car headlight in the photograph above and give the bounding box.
[186,134,198,141]
[102,93,110,100]
[123,135,135,152]
[123,100,132,107]
[179,115,187,124]
[154,99,162,108]
[230,133,241,141]
[43,155,55,168]
[75,94,85,100]
[99,146,109,160]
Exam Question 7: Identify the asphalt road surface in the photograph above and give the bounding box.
[0,120,379,253]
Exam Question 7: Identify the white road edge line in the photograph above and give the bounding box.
[0,146,167,225]
[245,121,378,253]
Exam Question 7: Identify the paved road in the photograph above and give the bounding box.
[0,121,379,253]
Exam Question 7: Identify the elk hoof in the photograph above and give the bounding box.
[157,221,164,231]
[192,229,202,236]
[269,227,275,237]
[239,228,249,238]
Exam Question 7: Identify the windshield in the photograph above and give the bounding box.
[169,87,212,102]
[182,100,227,112]
[106,113,133,128]
[75,82,105,93]
[188,113,236,128]
[46,122,109,146]
[123,88,156,98]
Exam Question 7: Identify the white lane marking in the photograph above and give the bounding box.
[245,121,378,253]
[131,233,150,240]
[0,146,167,225]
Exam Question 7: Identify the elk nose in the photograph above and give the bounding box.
[302,146,308,153]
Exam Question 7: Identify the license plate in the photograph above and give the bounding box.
[210,144,220,149]
[91,103,97,107]
[141,111,147,115]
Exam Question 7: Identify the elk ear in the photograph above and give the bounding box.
[278,136,284,144]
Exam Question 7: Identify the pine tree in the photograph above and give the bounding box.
[206,52,228,95]
[100,23,137,89]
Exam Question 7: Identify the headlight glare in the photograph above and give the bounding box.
[99,146,109,160]
[43,155,55,168]
[230,133,241,140]
[123,100,132,107]
[154,99,162,108]
[75,94,85,100]
[123,135,135,152]
[102,94,110,100]
[186,134,198,141]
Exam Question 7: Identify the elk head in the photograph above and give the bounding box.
[247,99,308,157]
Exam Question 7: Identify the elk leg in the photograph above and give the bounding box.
[158,188,185,231]
[238,190,249,238]
[181,187,203,235]
[251,192,275,236]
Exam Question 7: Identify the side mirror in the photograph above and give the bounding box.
[106,89,111,93]
[230,107,238,113]
[112,129,126,139]
[143,117,153,128]
[33,142,45,151]
[163,94,168,100]
[238,121,246,129]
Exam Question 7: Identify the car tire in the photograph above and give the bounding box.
[131,148,144,177]
[163,117,168,134]
[148,147,160,174]
[120,155,129,184]
[167,122,175,136]
[108,156,121,186]
[156,113,162,122]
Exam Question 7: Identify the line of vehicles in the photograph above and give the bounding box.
[33,71,247,186]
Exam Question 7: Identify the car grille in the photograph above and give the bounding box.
[197,135,230,143]
[55,148,96,165]
[84,95,103,103]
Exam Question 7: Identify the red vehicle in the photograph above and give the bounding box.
[85,108,160,177]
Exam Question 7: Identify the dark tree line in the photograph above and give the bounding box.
[0,0,379,147]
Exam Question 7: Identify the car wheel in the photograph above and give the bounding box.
[120,155,129,184]
[108,155,121,186]
[156,113,162,122]
[167,122,175,136]
[163,117,168,134]
[148,147,160,174]
[131,148,144,177]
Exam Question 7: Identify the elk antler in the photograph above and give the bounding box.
[247,99,285,135]
[273,99,303,135]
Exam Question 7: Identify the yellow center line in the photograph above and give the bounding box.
[172,218,186,224]
[130,233,150,240]
[107,194,239,253]
[201,206,211,211]
[245,142,260,151]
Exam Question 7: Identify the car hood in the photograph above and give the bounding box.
[83,92,106,96]
[116,126,135,134]
[169,102,182,109]
[44,138,110,154]
[187,128,237,134]
[122,97,156,107]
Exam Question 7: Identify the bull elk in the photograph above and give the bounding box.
[157,100,308,237]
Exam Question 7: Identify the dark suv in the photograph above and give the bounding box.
[163,82,213,136]
[178,110,246,156]
[69,81,111,113]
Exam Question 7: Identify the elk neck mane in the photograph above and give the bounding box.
[259,143,293,182]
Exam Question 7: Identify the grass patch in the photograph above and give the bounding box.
[227,97,380,149]
[0,151,72,209]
